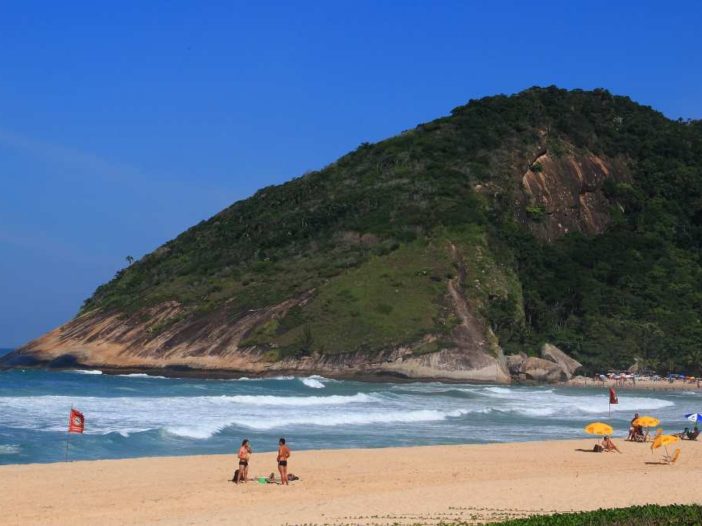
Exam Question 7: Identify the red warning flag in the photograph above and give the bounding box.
[609,387,618,405]
[68,408,85,434]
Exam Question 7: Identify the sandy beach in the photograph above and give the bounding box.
[2,439,701,525]
[567,376,702,392]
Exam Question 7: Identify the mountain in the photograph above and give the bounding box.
[5,87,702,381]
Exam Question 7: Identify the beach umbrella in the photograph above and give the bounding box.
[633,416,660,427]
[584,422,613,436]
[652,434,678,449]
[651,434,680,461]
[685,413,702,423]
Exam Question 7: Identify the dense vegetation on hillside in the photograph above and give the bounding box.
[79,87,702,374]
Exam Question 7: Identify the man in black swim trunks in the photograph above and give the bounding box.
[235,439,251,483]
[277,437,291,485]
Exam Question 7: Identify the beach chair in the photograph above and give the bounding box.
[633,430,648,442]
[668,448,681,465]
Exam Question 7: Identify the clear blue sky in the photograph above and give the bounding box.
[1,1,701,347]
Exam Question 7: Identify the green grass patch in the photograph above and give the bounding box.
[478,504,702,525]
[273,239,454,355]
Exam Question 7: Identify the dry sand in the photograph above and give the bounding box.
[2,439,701,526]
[567,376,702,392]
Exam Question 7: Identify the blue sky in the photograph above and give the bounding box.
[1,0,701,347]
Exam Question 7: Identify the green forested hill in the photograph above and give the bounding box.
[78,87,702,374]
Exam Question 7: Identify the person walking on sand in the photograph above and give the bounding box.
[277,438,291,485]
[235,439,252,483]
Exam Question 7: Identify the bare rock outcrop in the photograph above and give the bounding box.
[518,148,629,242]
[541,343,582,379]
[506,352,527,375]
[519,356,566,383]
[507,345,581,383]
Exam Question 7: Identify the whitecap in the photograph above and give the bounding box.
[235,408,470,431]
[483,386,512,395]
[0,392,377,437]
[300,377,325,389]
[0,444,20,455]
[117,373,168,379]
[66,369,103,375]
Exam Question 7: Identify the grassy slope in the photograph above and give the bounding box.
[76,87,702,373]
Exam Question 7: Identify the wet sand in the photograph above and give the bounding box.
[2,439,702,525]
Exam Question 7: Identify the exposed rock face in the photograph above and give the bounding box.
[519,149,629,242]
[519,356,566,383]
[506,345,581,383]
[541,343,582,379]
[506,352,527,375]
[3,263,511,383]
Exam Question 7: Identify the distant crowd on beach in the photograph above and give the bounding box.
[231,437,295,486]
[593,372,701,388]
[570,372,702,391]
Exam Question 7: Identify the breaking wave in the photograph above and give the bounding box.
[0,444,20,455]
[300,376,326,389]
[0,366,694,464]
[117,373,168,379]
[0,392,378,437]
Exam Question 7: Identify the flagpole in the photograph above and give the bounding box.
[65,405,72,462]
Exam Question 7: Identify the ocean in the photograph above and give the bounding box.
[0,365,699,465]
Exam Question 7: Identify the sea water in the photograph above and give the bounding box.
[0,364,699,465]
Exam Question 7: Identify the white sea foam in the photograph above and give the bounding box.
[0,444,20,455]
[300,377,325,389]
[117,373,168,379]
[0,373,691,454]
[67,369,103,375]
[232,408,470,431]
[483,386,512,395]
[0,393,378,437]
[480,388,674,418]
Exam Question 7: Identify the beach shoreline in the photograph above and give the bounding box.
[565,376,702,393]
[2,439,701,525]
[4,363,702,393]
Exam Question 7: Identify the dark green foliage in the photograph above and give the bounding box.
[476,504,702,525]
[78,87,702,371]
[525,205,546,221]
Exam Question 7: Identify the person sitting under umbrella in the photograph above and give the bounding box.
[676,426,700,440]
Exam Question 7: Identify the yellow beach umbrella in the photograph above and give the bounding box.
[633,416,660,427]
[651,434,680,462]
[651,434,679,449]
[584,422,613,436]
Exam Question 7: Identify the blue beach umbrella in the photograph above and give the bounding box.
[685,413,702,423]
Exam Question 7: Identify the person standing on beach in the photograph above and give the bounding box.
[236,439,252,483]
[277,438,291,485]
[627,413,639,441]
